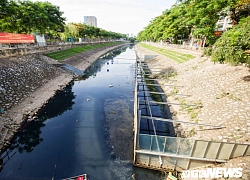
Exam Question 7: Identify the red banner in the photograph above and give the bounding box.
[0,32,35,43]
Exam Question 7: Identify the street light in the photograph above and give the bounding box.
[84,34,87,43]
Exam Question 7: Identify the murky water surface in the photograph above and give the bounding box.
[0,45,166,180]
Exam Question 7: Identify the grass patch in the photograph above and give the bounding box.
[180,99,203,122]
[46,42,121,61]
[152,70,178,80]
[140,43,195,63]
[215,91,241,101]
[186,128,197,137]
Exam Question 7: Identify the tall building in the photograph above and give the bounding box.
[216,15,232,31]
[84,16,97,27]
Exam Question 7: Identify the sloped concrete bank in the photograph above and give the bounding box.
[0,43,128,150]
[135,44,250,180]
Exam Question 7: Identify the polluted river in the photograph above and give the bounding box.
[0,45,168,180]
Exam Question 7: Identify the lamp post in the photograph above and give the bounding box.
[84,34,87,43]
[178,35,182,45]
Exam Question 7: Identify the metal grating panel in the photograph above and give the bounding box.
[205,141,221,159]
[148,155,161,168]
[137,134,250,168]
[161,156,175,170]
[230,144,248,158]
[136,153,150,165]
[217,143,235,160]
[188,160,214,170]
[177,138,194,157]
[176,158,189,170]
[164,137,179,155]
[139,135,151,150]
[151,136,165,152]
[192,140,209,158]
[244,146,250,156]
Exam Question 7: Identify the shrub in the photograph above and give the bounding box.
[212,17,250,66]
[203,47,212,56]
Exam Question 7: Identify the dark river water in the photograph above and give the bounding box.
[0,45,166,180]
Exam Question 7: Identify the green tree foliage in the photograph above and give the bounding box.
[60,23,79,40]
[137,0,250,65]
[59,23,127,41]
[0,0,13,19]
[137,0,250,45]
[177,0,250,25]
[0,0,126,41]
[227,0,250,24]
[0,0,66,34]
[212,16,250,65]
[0,0,19,32]
[161,5,187,41]
[185,0,227,44]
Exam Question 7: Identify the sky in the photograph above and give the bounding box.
[36,0,177,36]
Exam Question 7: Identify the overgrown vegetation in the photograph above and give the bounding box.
[140,43,195,63]
[215,91,241,101]
[186,128,197,138]
[180,99,203,123]
[137,1,250,44]
[212,17,250,66]
[202,47,213,56]
[46,42,120,60]
[151,70,178,81]
[137,0,250,66]
[59,23,127,42]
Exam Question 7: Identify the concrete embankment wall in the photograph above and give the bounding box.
[0,54,63,113]
[0,42,114,58]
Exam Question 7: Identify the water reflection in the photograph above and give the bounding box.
[81,46,127,79]
[38,82,76,120]
[0,82,76,173]
[12,121,44,154]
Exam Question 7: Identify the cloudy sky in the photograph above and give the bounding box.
[36,0,177,36]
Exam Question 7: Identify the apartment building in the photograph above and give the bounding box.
[84,16,97,27]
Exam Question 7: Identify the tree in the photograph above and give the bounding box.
[0,0,19,32]
[212,16,250,65]
[227,0,250,24]
[137,4,188,42]
[137,0,250,45]
[27,1,66,34]
[59,22,126,42]
[0,0,66,35]
[0,0,10,18]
